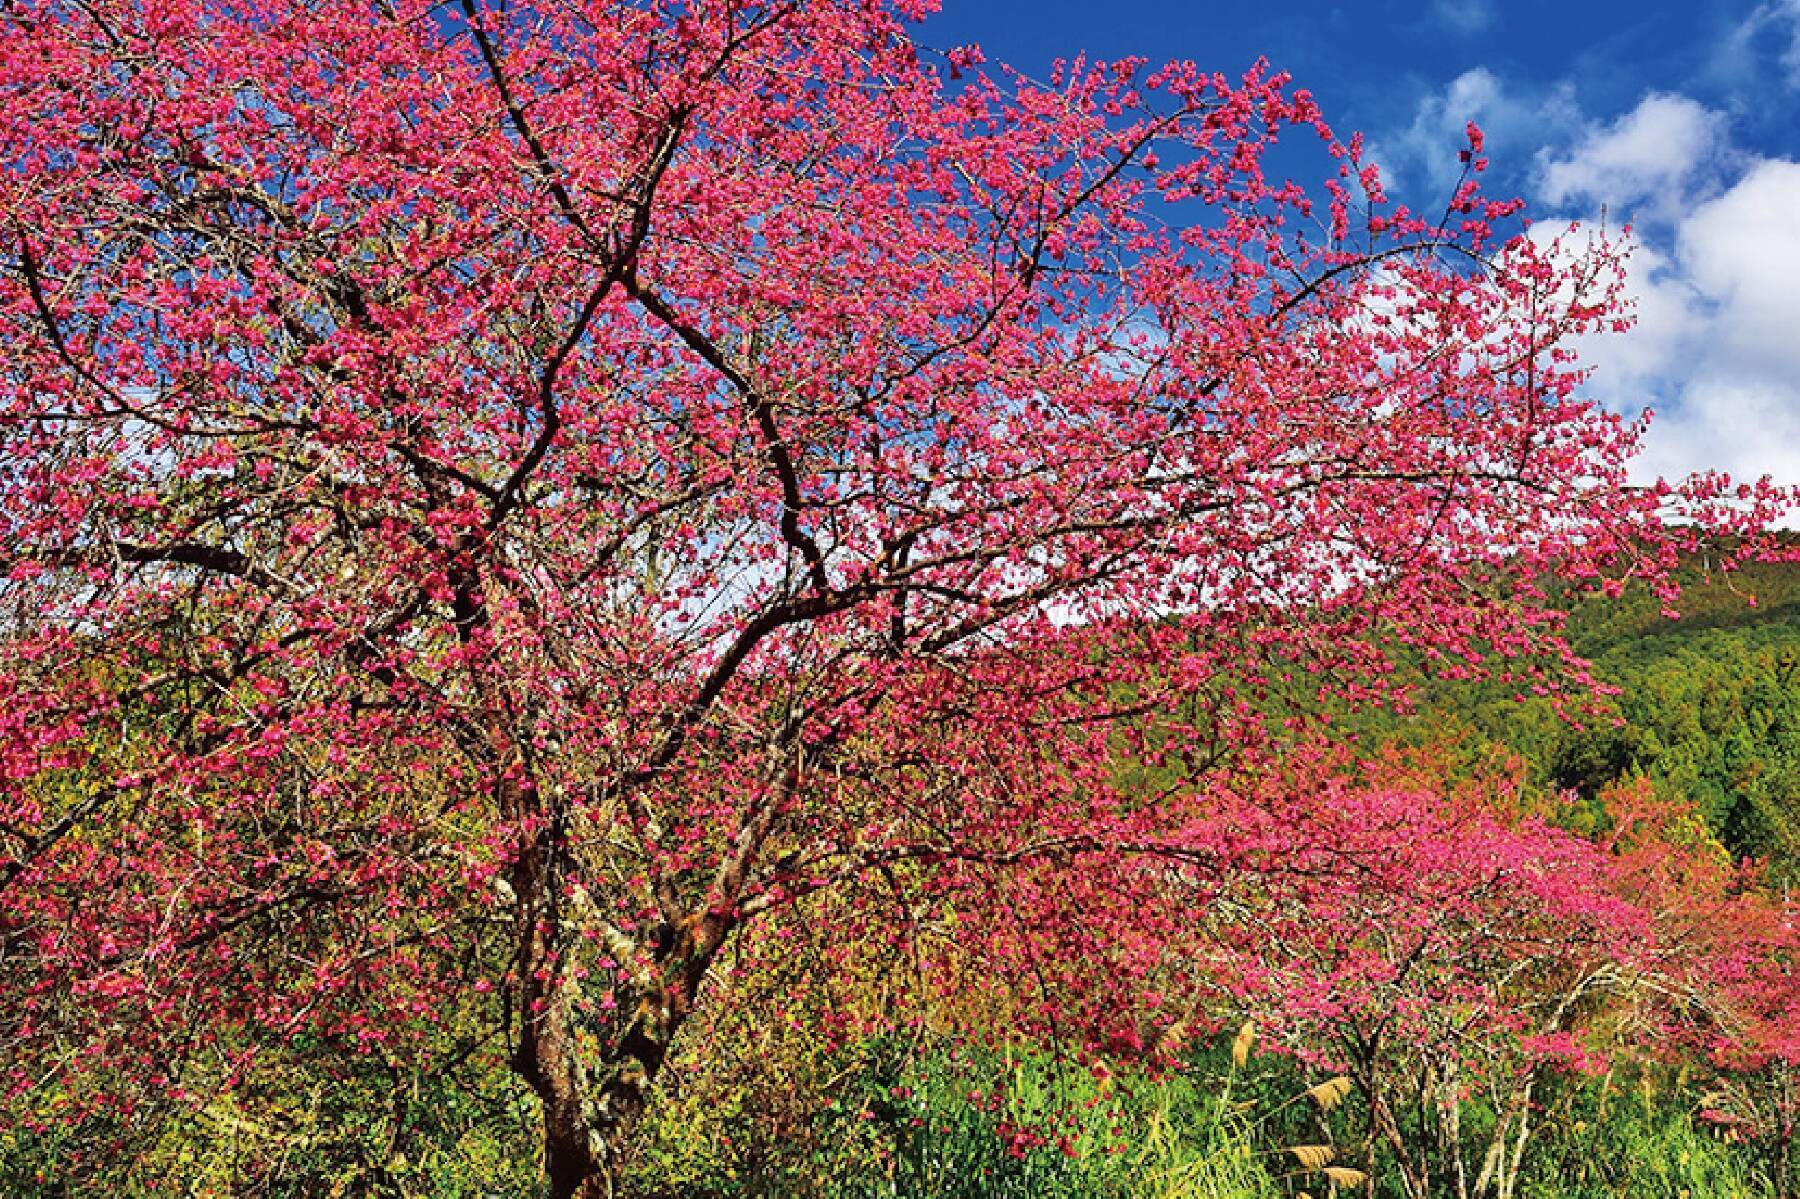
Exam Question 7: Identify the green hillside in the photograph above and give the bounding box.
[1391,555,1800,873]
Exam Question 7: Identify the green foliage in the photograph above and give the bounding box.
[628,1035,1794,1199]
[0,1035,540,1198]
[823,1045,1280,1199]
[7,1029,1793,1199]
[1520,1071,1779,1199]
[631,1039,1289,1199]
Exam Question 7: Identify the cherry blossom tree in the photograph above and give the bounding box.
[0,0,1781,1194]
[1200,757,1640,1199]
[1600,783,1800,1197]
[1193,768,1800,1199]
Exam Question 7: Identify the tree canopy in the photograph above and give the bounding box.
[0,2,1791,1196]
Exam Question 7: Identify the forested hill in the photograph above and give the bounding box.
[1405,555,1800,875]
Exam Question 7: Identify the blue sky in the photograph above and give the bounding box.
[921,1,1800,488]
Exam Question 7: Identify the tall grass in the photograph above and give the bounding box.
[11,1034,1781,1197]
[633,1037,1785,1199]
[1518,1104,1774,1198]
[819,1045,1282,1199]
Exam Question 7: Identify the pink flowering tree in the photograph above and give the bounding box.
[0,0,1781,1194]
[1202,770,1800,1199]
[1196,757,1643,1199]
[1600,784,1800,1196]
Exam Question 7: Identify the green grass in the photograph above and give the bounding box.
[9,1034,1788,1198]
[809,1046,1282,1199]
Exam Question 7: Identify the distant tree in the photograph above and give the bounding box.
[1207,754,1636,1199]
[1206,766,1800,1199]
[0,1,1783,1194]
[1603,782,1800,1199]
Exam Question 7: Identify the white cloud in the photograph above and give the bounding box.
[1712,0,1800,91]
[1633,376,1800,495]
[1536,95,1728,224]
[1677,160,1800,372]
[1565,242,1708,407]
[1371,69,1579,197]
[1429,0,1494,36]
[1533,115,1800,491]
[1628,158,1800,493]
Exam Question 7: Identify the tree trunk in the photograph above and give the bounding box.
[1443,1065,1468,1199]
[1366,1086,1430,1199]
[1500,1084,1534,1199]
[450,568,701,1199]
[1773,1110,1793,1199]
[457,565,783,1198]
[514,863,732,1199]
